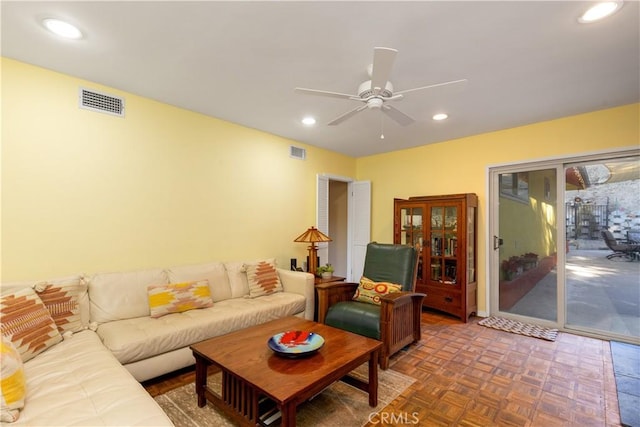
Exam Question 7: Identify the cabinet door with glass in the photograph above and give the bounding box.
[428,202,461,286]
[393,200,424,284]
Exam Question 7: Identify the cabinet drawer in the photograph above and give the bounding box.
[424,288,462,315]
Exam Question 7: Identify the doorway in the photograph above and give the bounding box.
[317,175,371,282]
[328,180,348,277]
[489,148,640,343]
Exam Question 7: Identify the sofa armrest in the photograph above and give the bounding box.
[277,268,315,320]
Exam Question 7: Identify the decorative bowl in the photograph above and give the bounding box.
[267,330,324,358]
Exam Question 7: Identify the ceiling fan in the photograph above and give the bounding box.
[295,47,467,126]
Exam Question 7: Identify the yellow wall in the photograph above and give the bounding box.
[1,58,356,280]
[357,103,639,313]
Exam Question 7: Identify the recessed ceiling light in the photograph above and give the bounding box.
[42,18,83,39]
[301,116,316,126]
[432,113,448,121]
[578,1,622,23]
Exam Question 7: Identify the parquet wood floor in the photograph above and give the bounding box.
[143,311,621,426]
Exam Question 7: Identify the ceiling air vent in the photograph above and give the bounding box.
[79,87,125,117]
[289,145,306,160]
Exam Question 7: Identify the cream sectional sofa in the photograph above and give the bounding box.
[1,259,314,426]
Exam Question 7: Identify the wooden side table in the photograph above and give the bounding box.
[314,276,345,321]
[314,275,345,286]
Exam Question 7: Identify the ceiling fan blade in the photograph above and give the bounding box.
[382,105,414,126]
[371,47,398,94]
[295,87,358,100]
[328,105,368,126]
[395,78,468,96]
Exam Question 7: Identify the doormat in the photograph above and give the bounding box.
[478,316,558,341]
[611,341,640,427]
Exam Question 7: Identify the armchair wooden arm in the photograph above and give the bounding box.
[379,292,426,369]
[316,281,358,324]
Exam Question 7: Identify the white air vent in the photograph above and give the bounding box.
[79,87,125,117]
[289,146,306,160]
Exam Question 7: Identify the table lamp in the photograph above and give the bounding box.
[294,226,332,275]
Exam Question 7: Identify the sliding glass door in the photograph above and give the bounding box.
[492,166,561,325]
[489,149,640,343]
[564,157,640,340]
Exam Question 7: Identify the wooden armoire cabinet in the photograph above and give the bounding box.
[393,193,478,322]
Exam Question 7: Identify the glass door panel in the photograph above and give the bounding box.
[467,207,476,283]
[400,206,423,282]
[496,168,558,322]
[430,205,460,287]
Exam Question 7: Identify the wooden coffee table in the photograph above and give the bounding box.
[190,316,382,427]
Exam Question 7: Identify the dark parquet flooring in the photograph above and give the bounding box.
[144,311,621,426]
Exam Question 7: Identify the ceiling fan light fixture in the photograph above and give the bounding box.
[42,18,83,39]
[578,1,622,23]
[367,98,384,109]
[301,116,316,126]
[432,113,448,121]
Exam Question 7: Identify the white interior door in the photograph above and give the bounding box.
[316,175,370,282]
[348,180,371,282]
[316,176,329,266]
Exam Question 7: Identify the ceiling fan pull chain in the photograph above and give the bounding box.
[380,111,385,139]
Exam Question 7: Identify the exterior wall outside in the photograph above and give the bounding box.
[499,169,557,277]
[567,178,640,243]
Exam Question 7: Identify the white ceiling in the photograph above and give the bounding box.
[2,1,639,158]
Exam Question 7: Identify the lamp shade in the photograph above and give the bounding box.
[294,226,332,243]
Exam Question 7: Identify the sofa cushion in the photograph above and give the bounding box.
[0,287,63,362]
[244,260,283,298]
[88,268,169,323]
[167,262,232,302]
[97,292,306,365]
[1,336,26,423]
[352,276,402,305]
[148,281,213,318]
[11,331,172,426]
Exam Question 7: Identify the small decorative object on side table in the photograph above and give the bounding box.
[316,263,334,279]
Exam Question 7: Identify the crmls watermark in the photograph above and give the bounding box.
[368,411,420,425]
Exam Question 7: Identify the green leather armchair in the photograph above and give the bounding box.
[316,242,425,369]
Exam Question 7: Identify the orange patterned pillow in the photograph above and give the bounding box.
[244,261,283,298]
[34,278,87,334]
[353,276,403,305]
[0,288,63,362]
[147,281,213,318]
